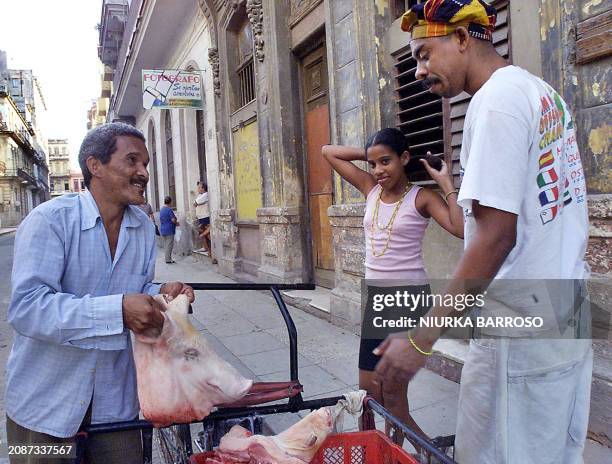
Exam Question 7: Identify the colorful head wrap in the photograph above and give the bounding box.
[401,0,497,42]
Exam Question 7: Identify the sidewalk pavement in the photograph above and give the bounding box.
[156,252,611,460]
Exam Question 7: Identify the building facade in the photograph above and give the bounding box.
[70,170,85,193]
[103,0,218,255]
[48,139,72,197]
[0,53,50,222]
[103,0,611,308]
[0,91,45,226]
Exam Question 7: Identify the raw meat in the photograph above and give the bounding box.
[132,294,253,427]
[214,408,333,463]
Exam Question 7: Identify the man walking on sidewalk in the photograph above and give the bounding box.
[375,1,592,463]
[5,122,194,463]
[160,195,179,264]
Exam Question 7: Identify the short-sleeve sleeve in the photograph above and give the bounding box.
[457,92,533,215]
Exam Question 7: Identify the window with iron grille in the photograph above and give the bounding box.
[236,21,255,109]
[237,59,255,108]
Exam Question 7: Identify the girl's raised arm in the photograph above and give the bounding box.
[322,145,376,197]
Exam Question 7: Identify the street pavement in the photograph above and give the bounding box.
[0,233,609,462]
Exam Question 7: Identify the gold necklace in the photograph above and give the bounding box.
[370,184,413,257]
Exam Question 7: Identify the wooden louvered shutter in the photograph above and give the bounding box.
[393,0,443,184]
[394,46,444,184]
[445,0,512,187]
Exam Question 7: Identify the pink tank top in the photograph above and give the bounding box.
[363,184,429,280]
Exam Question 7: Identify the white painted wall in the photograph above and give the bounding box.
[132,4,221,256]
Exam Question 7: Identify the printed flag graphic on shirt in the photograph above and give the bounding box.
[563,178,572,206]
[537,168,558,188]
[540,205,559,225]
[539,150,554,169]
[539,186,559,207]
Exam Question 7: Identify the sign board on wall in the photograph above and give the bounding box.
[142,70,203,109]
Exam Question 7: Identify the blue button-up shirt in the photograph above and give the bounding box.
[6,191,161,437]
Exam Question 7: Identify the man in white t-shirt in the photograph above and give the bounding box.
[194,181,215,262]
[374,1,592,462]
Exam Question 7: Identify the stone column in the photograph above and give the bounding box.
[325,0,391,320]
[216,208,240,276]
[328,203,366,332]
[257,206,306,282]
[252,0,309,283]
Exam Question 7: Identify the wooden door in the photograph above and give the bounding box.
[302,44,334,288]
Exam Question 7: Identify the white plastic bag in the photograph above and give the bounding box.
[174,228,182,243]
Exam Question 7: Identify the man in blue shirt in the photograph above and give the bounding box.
[5,122,194,463]
[159,195,179,264]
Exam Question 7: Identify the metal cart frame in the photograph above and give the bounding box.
[76,283,456,464]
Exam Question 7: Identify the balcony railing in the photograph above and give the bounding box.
[0,123,36,155]
[50,171,71,177]
[1,168,37,186]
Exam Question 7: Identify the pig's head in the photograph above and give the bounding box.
[135,294,253,424]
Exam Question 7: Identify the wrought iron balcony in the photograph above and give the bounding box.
[1,168,37,186]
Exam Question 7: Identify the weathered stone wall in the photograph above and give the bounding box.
[251,0,310,282]
[328,203,366,331]
[325,0,398,320]
[539,0,612,446]
[216,208,240,276]
[588,195,612,275]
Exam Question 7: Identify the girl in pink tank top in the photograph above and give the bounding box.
[322,128,463,449]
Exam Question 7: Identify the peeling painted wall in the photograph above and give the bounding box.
[539,0,612,196]
[233,120,263,221]
[585,121,612,193]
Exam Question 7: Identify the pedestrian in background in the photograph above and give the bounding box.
[194,181,214,262]
[137,196,159,236]
[160,196,178,264]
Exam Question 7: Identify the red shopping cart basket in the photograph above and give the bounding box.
[189,430,418,464]
[311,430,419,464]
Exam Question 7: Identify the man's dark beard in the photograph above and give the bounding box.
[422,77,441,90]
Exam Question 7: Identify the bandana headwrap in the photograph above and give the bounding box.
[401,0,497,42]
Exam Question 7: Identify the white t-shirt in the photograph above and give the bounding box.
[458,66,589,280]
[195,192,210,219]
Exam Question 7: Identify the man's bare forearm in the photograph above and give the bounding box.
[416,204,517,347]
